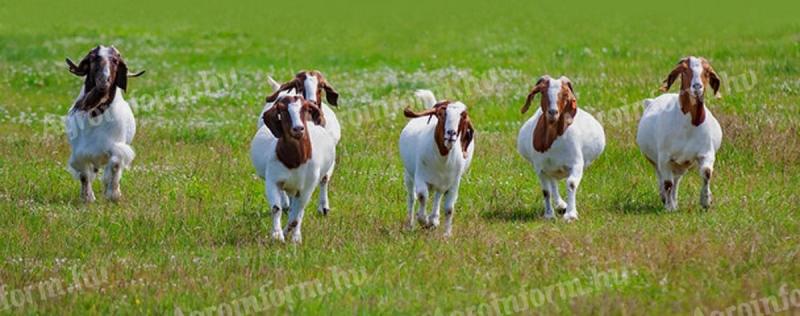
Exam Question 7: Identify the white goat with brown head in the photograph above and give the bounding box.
[517,76,605,221]
[64,45,145,203]
[250,89,336,243]
[260,71,340,216]
[637,56,723,211]
[399,90,475,237]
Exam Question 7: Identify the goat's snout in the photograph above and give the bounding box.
[445,130,458,142]
[291,125,305,135]
[547,109,559,122]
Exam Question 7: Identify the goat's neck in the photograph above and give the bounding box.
[276,134,312,169]
[433,120,451,157]
[76,84,119,117]
[678,91,706,126]
[532,113,572,153]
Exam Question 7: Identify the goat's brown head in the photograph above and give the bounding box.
[660,56,721,126]
[266,70,339,106]
[521,75,577,125]
[66,45,145,115]
[404,100,474,157]
[262,89,326,140]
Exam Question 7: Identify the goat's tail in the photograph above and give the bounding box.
[267,76,281,92]
[414,90,437,108]
[109,143,136,169]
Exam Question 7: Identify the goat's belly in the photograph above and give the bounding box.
[537,159,572,179]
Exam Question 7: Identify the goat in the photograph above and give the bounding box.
[636,56,723,210]
[64,45,145,203]
[259,71,340,216]
[517,76,605,221]
[399,90,474,236]
[250,89,336,243]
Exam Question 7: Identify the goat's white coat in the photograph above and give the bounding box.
[636,93,722,210]
[399,90,474,236]
[66,87,136,202]
[517,83,605,221]
[250,91,336,243]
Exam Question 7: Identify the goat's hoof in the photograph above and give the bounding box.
[270,230,285,243]
[543,212,556,220]
[700,194,712,209]
[554,200,568,212]
[416,215,429,228]
[563,212,578,222]
[318,207,330,216]
[289,233,302,244]
[443,231,453,238]
[427,215,440,228]
[105,190,122,202]
[81,193,96,204]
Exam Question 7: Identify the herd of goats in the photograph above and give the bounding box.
[61,45,723,243]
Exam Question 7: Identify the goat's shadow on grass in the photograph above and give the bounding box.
[609,194,664,215]
[481,208,542,222]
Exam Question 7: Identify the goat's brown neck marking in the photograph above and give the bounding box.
[533,111,574,152]
[74,85,116,117]
[679,92,706,126]
[276,134,312,169]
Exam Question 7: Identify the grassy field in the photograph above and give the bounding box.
[1,0,799,314]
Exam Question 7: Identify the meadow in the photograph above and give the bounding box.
[0,0,799,314]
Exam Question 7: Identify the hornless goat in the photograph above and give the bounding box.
[259,71,340,215]
[517,76,605,221]
[637,56,723,210]
[250,89,336,243]
[399,90,474,237]
[64,45,145,203]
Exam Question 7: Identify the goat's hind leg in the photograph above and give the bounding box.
[699,158,715,209]
[404,174,416,229]
[317,163,334,216]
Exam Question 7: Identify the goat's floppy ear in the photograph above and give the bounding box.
[321,80,339,106]
[262,107,283,137]
[522,76,548,114]
[459,115,474,157]
[661,58,688,92]
[66,57,89,76]
[307,102,326,127]
[563,99,577,125]
[115,58,128,91]
[705,62,722,98]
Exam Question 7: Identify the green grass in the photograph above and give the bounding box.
[1,0,799,314]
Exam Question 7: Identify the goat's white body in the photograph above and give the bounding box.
[399,114,474,236]
[517,108,605,220]
[65,87,136,202]
[250,122,336,243]
[636,93,722,210]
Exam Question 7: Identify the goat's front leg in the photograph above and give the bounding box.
[265,180,285,242]
[537,171,555,219]
[414,178,430,227]
[426,191,443,229]
[285,190,313,244]
[657,159,677,211]
[102,157,123,202]
[564,166,584,222]
[442,186,460,237]
[699,157,715,209]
